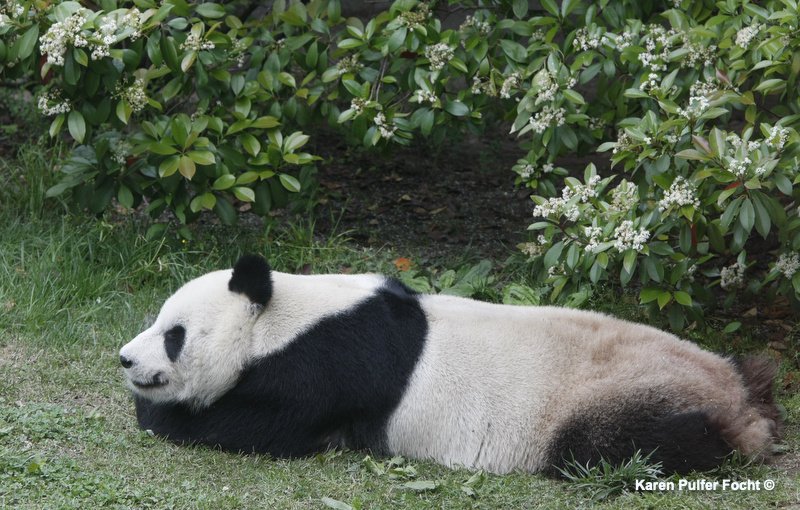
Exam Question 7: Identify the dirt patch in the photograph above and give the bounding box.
[310,132,533,261]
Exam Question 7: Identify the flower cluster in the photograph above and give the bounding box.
[458,15,490,36]
[111,139,132,165]
[117,78,148,112]
[735,25,760,49]
[374,112,396,139]
[639,72,660,93]
[0,0,24,26]
[398,3,430,28]
[518,237,547,257]
[609,179,639,212]
[775,252,800,279]
[584,226,603,253]
[766,125,789,151]
[40,10,89,66]
[677,95,710,119]
[720,260,745,289]
[412,89,438,105]
[689,79,720,99]
[658,176,700,211]
[573,27,603,50]
[532,175,601,221]
[336,55,362,76]
[39,8,146,66]
[181,32,215,51]
[612,130,633,154]
[425,43,454,71]
[500,72,521,99]
[350,97,366,115]
[613,220,650,252]
[728,157,751,179]
[529,105,565,133]
[37,89,71,116]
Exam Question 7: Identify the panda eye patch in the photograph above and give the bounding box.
[164,325,186,362]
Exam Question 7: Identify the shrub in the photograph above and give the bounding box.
[1,0,798,327]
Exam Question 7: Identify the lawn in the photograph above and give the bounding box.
[1,150,798,509]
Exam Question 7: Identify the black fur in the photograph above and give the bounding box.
[135,279,427,457]
[545,394,733,476]
[164,325,185,362]
[228,255,272,306]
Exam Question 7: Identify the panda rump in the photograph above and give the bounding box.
[120,255,780,475]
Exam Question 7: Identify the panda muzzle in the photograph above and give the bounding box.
[132,373,168,389]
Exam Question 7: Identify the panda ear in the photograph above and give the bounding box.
[229,255,272,307]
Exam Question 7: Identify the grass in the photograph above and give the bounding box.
[1,144,799,509]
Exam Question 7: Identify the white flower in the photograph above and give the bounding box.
[529,105,566,134]
[720,260,745,290]
[690,80,719,98]
[584,226,603,253]
[573,27,602,50]
[181,32,215,51]
[336,55,362,76]
[111,140,132,165]
[459,15,490,36]
[40,10,89,66]
[374,112,396,139]
[118,78,148,113]
[612,130,633,155]
[519,241,544,257]
[735,25,760,49]
[534,72,559,105]
[766,125,789,151]
[500,72,521,99]
[412,89,438,105]
[677,95,710,119]
[424,43,454,71]
[639,72,660,93]
[658,176,700,211]
[775,252,800,279]
[37,89,71,116]
[542,163,554,173]
[609,180,639,212]
[613,220,650,252]
[728,157,751,178]
[350,97,366,115]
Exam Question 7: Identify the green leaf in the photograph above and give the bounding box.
[543,241,564,268]
[499,39,527,62]
[16,25,39,60]
[187,150,215,166]
[212,174,236,190]
[67,111,86,143]
[723,321,742,334]
[190,192,216,212]
[640,287,661,304]
[49,114,65,138]
[181,50,197,72]
[513,0,528,18]
[252,116,281,129]
[279,174,301,192]
[195,2,226,18]
[673,291,692,306]
[239,134,261,156]
[739,199,755,233]
[232,186,255,202]
[622,249,637,274]
[657,291,672,310]
[117,185,134,209]
[284,132,310,152]
[116,100,132,124]
[562,89,585,105]
[158,155,180,177]
[178,155,196,180]
[278,72,297,88]
[402,480,438,491]
[444,100,469,117]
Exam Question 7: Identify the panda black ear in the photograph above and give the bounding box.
[229,255,272,306]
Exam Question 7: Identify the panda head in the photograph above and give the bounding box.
[119,255,272,408]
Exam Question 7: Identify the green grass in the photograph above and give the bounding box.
[1,145,798,509]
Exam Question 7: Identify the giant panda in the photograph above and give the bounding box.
[119,255,780,475]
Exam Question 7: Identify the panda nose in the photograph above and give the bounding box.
[119,355,134,369]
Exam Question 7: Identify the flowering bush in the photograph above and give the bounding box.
[1,0,798,326]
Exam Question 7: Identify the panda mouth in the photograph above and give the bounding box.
[132,374,168,389]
